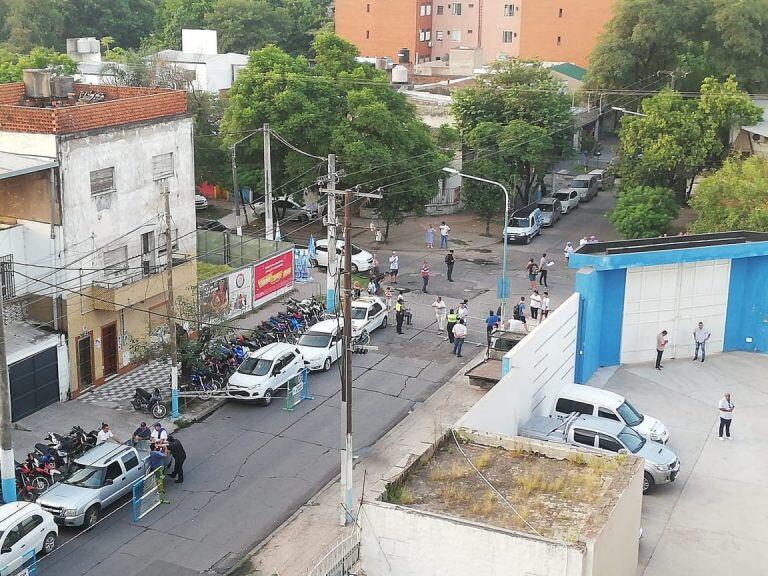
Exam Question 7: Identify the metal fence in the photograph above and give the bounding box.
[197,230,293,267]
[305,528,361,576]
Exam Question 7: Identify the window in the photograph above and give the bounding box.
[557,36,561,45]
[366,3,370,11]
[502,30,514,43]
[420,4,432,15]
[598,407,621,421]
[366,30,370,39]
[437,5,444,14]
[0,255,14,301]
[436,30,444,40]
[2,522,24,551]
[104,246,128,277]
[468,29,473,34]
[90,167,115,196]
[450,29,461,41]
[573,429,596,447]
[121,452,139,471]
[559,7,563,16]
[104,461,123,483]
[451,2,462,15]
[419,29,432,41]
[157,228,178,257]
[152,153,174,181]
[598,434,623,452]
[504,4,515,16]
[555,398,594,416]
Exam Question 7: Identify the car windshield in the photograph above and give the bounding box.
[554,192,569,201]
[349,244,363,255]
[298,333,332,348]
[572,180,589,188]
[351,307,368,320]
[617,401,644,426]
[510,217,529,227]
[63,462,105,488]
[617,427,646,453]
[538,204,553,212]
[238,357,272,376]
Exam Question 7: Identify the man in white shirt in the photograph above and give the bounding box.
[529,290,542,320]
[431,296,447,332]
[693,321,711,363]
[718,393,734,440]
[388,251,399,283]
[457,300,469,327]
[452,320,467,357]
[96,422,115,444]
[439,221,451,249]
[151,422,168,444]
[540,291,550,320]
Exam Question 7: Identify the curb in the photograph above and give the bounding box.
[171,397,228,432]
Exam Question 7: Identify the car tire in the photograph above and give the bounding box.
[323,357,332,372]
[261,389,273,406]
[642,472,655,494]
[524,234,530,245]
[381,315,388,328]
[83,505,100,528]
[351,264,359,273]
[42,531,57,555]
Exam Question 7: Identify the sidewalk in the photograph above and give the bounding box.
[244,349,487,575]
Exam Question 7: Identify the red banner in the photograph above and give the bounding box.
[253,251,294,307]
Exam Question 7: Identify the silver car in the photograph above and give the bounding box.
[537,197,562,227]
[253,197,318,222]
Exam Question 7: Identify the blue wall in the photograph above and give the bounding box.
[574,267,626,384]
[724,255,768,352]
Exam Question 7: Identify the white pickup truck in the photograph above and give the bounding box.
[519,413,680,493]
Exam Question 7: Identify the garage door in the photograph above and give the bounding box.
[621,260,731,364]
[9,346,60,421]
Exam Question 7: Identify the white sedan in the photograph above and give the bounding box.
[553,189,580,214]
[351,296,388,334]
[296,320,343,371]
[312,240,374,273]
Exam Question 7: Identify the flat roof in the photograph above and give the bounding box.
[4,320,61,365]
[0,152,57,180]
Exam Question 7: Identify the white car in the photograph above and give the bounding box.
[194,194,209,211]
[553,188,580,214]
[296,319,344,372]
[312,240,374,273]
[227,342,305,405]
[0,502,58,573]
[351,296,388,334]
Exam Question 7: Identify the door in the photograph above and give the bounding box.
[77,334,93,390]
[121,451,143,485]
[0,520,26,572]
[620,260,730,363]
[9,347,60,420]
[101,460,126,505]
[102,323,118,378]
[141,232,156,276]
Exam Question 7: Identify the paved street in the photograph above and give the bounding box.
[32,192,619,575]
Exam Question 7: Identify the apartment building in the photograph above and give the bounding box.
[336,0,615,67]
[0,73,196,416]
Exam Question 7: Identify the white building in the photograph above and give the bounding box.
[0,72,197,416]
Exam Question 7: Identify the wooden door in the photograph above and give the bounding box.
[102,323,118,377]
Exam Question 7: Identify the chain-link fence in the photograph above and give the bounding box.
[197,230,293,266]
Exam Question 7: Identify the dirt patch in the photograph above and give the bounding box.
[387,439,623,542]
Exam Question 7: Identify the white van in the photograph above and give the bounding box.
[551,384,669,443]
[503,204,542,244]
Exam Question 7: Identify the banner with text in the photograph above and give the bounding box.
[228,268,252,319]
[253,250,294,309]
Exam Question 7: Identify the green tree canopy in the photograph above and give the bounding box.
[0,47,76,83]
[153,0,215,49]
[689,156,768,233]
[0,0,64,51]
[61,0,157,49]
[608,185,679,238]
[452,60,572,207]
[222,33,446,235]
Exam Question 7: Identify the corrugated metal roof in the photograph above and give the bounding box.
[741,99,768,137]
[550,62,587,81]
[0,152,57,180]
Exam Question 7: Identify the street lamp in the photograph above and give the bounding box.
[443,167,511,320]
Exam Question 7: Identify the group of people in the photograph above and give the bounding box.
[130,422,187,483]
[425,222,452,249]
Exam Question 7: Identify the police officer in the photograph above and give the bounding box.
[395,295,405,334]
[446,308,458,343]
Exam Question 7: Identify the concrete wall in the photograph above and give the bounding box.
[0,132,56,157]
[457,292,579,436]
[724,255,768,352]
[336,0,420,62]
[431,2,481,57]
[0,220,55,297]
[360,502,584,576]
[0,170,59,225]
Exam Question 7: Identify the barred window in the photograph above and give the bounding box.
[90,167,115,196]
[0,255,14,300]
[104,246,128,277]
[152,153,174,181]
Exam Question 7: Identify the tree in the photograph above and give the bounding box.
[608,185,679,238]
[452,60,572,208]
[617,77,760,201]
[188,91,231,187]
[689,157,768,233]
[0,47,76,83]
[222,33,446,236]
[206,0,291,54]
[0,0,64,51]
[154,0,216,49]
[62,0,157,49]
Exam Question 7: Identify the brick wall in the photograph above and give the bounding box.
[0,83,187,134]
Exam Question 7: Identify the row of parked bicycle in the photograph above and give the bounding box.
[12,426,99,502]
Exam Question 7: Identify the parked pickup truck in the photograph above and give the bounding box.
[519,413,680,494]
[36,443,148,528]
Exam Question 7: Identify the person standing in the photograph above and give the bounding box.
[513,297,527,330]
[389,251,399,283]
[525,258,538,290]
[167,435,187,483]
[538,253,549,287]
[432,296,447,332]
[420,260,430,293]
[367,277,377,296]
[384,286,393,310]
[693,322,711,362]
[426,224,435,248]
[395,296,405,334]
[718,393,734,440]
[485,310,501,346]
[445,250,455,282]
[457,299,469,328]
[530,290,541,320]
[446,308,458,343]
[439,221,451,248]
[452,320,467,357]
[540,291,550,321]
[563,241,574,262]
[372,253,380,277]
[580,236,589,247]
[375,229,384,244]
[97,423,115,444]
[655,330,668,370]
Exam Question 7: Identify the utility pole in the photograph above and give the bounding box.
[325,154,337,313]
[340,187,354,525]
[230,145,242,236]
[263,123,274,241]
[164,188,179,419]
[0,296,16,503]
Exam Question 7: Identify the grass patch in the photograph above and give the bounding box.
[428,461,469,482]
[385,483,417,505]
[197,261,232,281]
[516,470,545,495]
[472,448,494,470]
[469,490,497,516]
[174,418,192,429]
[437,484,471,504]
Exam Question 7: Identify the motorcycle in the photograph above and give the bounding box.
[20,453,60,492]
[132,387,168,418]
[14,464,39,502]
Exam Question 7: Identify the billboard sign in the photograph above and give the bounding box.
[228,269,252,319]
[253,250,294,308]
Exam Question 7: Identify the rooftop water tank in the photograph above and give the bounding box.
[22,69,51,98]
[391,64,408,84]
